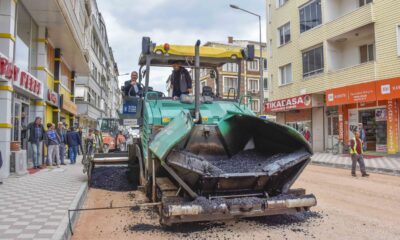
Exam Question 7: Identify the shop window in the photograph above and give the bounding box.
[302,45,324,78]
[248,78,259,92]
[279,63,292,85]
[299,0,322,33]
[278,22,291,46]
[359,0,373,7]
[223,76,238,95]
[360,44,375,63]
[61,62,72,90]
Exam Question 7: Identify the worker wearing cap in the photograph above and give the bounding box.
[349,131,369,177]
[170,62,192,99]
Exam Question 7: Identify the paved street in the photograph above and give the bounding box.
[312,152,400,175]
[0,159,87,240]
[72,164,400,240]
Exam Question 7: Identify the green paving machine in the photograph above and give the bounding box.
[125,37,317,225]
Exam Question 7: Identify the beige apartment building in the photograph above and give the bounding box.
[266,0,400,154]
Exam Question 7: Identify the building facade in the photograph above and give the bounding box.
[266,0,400,154]
[75,0,121,129]
[196,37,268,115]
[0,0,120,179]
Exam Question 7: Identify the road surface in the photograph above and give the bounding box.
[72,165,400,240]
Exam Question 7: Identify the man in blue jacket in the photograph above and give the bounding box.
[66,126,81,164]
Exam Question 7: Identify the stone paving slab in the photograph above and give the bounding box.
[311,152,400,175]
[0,157,87,240]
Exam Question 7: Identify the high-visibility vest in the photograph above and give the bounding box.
[349,138,363,154]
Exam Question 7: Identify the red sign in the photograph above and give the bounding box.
[0,52,42,98]
[347,82,376,103]
[326,78,400,106]
[376,77,400,101]
[264,94,312,112]
[326,86,348,106]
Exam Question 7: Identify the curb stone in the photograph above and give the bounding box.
[52,182,88,240]
[311,161,400,176]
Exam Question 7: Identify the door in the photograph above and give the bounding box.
[21,103,29,150]
[13,101,22,143]
[327,114,339,152]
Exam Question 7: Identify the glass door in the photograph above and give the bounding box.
[327,114,339,152]
[21,103,29,150]
[13,102,22,143]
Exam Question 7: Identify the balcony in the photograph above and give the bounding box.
[326,24,375,71]
[325,2,375,40]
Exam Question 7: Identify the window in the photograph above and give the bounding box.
[360,44,374,63]
[359,0,372,7]
[263,78,268,90]
[223,76,238,94]
[269,39,273,58]
[248,78,259,92]
[397,25,400,56]
[15,4,38,75]
[277,0,288,8]
[251,99,260,112]
[222,63,238,72]
[263,58,268,70]
[278,23,291,46]
[247,59,259,71]
[299,0,322,33]
[302,45,324,77]
[279,64,292,85]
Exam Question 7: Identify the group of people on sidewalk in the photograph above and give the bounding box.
[27,117,82,169]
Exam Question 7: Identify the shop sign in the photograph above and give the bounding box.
[376,77,400,101]
[264,94,312,112]
[326,86,349,106]
[46,89,59,107]
[61,95,77,115]
[347,82,376,103]
[348,109,359,141]
[387,100,399,154]
[0,52,42,98]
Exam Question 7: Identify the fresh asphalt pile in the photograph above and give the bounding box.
[90,166,138,191]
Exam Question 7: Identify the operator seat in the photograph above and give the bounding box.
[202,86,214,97]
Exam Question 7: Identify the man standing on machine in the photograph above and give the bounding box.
[170,62,192,99]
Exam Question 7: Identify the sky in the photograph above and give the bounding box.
[97,0,266,92]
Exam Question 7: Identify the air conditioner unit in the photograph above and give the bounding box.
[10,150,28,176]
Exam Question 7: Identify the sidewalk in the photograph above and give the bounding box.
[311,152,400,175]
[0,157,87,240]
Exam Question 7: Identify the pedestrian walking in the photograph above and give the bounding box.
[27,117,45,169]
[44,123,61,168]
[77,127,84,155]
[349,131,369,177]
[85,129,95,156]
[302,127,311,143]
[57,122,67,165]
[66,126,81,164]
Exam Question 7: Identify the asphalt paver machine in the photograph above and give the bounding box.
[127,37,317,225]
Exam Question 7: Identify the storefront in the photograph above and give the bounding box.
[326,77,400,154]
[264,94,325,152]
[45,88,60,125]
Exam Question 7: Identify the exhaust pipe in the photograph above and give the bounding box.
[193,40,201,123]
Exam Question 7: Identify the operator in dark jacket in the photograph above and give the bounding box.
[66,126,81,164]
[170,62,192,99]
[124,71,142,97]
[27,117,45,168]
